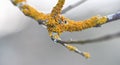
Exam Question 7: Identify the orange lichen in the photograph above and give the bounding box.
[21,5,48,21]
[46,15,108,37]
[51,0,65,17]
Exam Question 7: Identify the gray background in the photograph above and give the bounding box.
[0,0,120,65]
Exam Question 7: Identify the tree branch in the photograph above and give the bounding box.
[11,0,120,58]
[51,0,65,17]
[54,11,120,44]
[55,31,120,44]
[62,0,87,14]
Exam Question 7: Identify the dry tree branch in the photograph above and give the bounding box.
[55,31,120,44]
[54,11,120,44]
[11,0,120,59]
[51,11,120,58]
[62,0,87,14]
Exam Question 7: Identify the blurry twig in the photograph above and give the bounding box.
[62,0,87,14]
[56,31,120,44]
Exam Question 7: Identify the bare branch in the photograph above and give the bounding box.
[62,0,87,14]
[51,37,90,58]
[107,11,120,22]
[55,32,120,44]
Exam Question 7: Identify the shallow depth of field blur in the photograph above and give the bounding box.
[0,0,120,65]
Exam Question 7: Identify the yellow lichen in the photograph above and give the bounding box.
[46,15,108,36]
[65,44,77,51]
[96,16,107,24]
[21,5,48,21]
[83,52,91,59]
[51,0,65,17]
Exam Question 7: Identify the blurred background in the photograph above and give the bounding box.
[0,0,120,65]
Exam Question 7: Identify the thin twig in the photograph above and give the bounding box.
[55,32,120,44]
[62,0,87,14]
